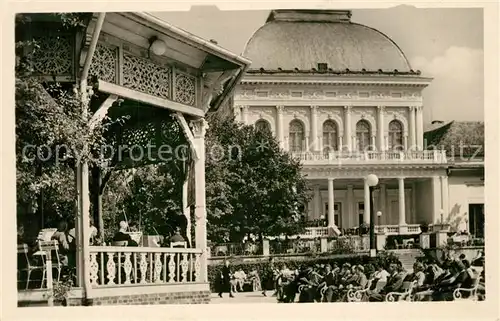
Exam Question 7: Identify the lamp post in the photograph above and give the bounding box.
[366,174,379,256]
[377,211,382,226]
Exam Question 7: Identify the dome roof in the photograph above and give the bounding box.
[243,10,412,72]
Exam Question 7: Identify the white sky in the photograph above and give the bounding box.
[152,5,484,126]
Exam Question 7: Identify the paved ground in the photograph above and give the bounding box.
[210,291,279,304]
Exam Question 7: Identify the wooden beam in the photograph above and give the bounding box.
[96,80,205,117]
[174,112,199,160]
[89,94,118,130]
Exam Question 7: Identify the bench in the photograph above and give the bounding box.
[453,277,480,301]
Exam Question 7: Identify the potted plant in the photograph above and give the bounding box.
[419,222,429,233]
[359,223,369,235]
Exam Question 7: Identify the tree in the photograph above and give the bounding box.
[15,13,106,232]
[205,114,311,242]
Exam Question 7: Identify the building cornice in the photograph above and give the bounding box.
[240,74,432,88]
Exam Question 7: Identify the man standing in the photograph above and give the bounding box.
[218,259,234,298]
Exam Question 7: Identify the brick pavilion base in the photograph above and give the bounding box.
[18,284,211,306]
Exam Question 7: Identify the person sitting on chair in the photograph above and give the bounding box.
[169,227,186,247]
[112,221,138,247]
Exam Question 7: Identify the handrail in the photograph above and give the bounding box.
[89,246,202,254]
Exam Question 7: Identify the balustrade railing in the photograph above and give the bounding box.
[88,246,202,287]
[291,150,447,164]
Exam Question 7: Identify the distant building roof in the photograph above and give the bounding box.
[243,9,412,72]
[424,121,484,158]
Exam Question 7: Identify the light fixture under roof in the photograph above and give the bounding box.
[149,36,167,56]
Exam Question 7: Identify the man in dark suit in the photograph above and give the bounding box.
[320,264,337,302]
[218,259,234,298]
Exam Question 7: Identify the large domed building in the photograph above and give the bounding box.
[243,10,411,72]
[233,9,470,240]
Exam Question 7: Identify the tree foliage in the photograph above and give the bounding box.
[101,165,185,242]
[205,114,311,242]
[15,13,105,230]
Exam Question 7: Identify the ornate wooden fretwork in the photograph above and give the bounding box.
[122,53,172,99]
[89,43,118,83]
[32,35,74,77]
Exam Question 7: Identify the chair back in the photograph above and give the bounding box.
[112,240,128,247]
[401,280,416,293]
[37,228,57,242]
[170,241,187,248]
[17,244,31,268]
[39,240,60,265]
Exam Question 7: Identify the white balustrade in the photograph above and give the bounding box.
[88,246,202,288]
[290,150,447,165]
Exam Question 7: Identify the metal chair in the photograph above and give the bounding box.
[17,244,44,290]
[38,240,63,285]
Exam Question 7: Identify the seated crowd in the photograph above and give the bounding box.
[216,252,485,302]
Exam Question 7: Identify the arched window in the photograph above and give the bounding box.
[356,120,371,151]
[322,120,338,153]
[289,119,305,152]
[388,120,404,150]
[255,119,271,133]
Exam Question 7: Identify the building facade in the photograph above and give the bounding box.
[233,9,484,238]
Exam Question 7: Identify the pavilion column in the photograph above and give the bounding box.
[398,177,406,226]
[310,105,318,152]
[191,118,208,283]
[363,179,370,224]
[314,185,321,220]
[76,162,91,293]
[327,178,335,227]
[344,106,352,152]
[377,106,385,151]
[182,177,191,244]
[241,105,249,124]
[409,106,416,150]
[276,105,284,149]
[416,106,424,150]
[380,183,387,225]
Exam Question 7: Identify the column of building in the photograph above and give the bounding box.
[241,105,249,124]
[380,183,387,225]
[440,176,449,218]
[346,185,354,228]
[344,106,352,151]
[327,178,335,227]
[377,106,385,152]
[276,105,284,149]
[416,105,424,150]
[398,178,406,230]
[409,106,416,150]
[310,105,318,152]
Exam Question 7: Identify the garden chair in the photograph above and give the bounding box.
[38,240,63,285]
[385,280,417,302]
[453,277,481,301]
[18,244,44,290]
